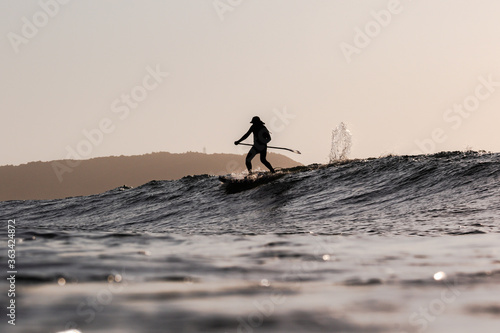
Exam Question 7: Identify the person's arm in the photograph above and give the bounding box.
[235,126,253,145]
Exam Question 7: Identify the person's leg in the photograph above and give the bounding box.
[260,148,275,173]
[245,147,258,173]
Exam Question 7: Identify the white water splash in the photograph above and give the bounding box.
[329,122,352,163]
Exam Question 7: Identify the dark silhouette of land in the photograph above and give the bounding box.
[0,152,301,201]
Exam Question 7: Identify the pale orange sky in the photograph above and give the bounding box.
[2,0,500,167]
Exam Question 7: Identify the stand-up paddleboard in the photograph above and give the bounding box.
[219,171,285,192]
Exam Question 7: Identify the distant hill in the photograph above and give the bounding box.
[0,152,301,201]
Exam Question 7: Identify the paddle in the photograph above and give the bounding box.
[237,143,301,154]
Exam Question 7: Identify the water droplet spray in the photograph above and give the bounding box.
[329,122,352,163]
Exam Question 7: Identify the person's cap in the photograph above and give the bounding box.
[251,116,263,124]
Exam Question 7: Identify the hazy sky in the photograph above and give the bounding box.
[2,0,500,167]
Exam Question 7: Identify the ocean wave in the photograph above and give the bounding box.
[1,151,499,237]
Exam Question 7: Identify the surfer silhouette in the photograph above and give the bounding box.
[235,116,275,174]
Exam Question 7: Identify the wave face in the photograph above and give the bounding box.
[2,151,500,333]
[1,151,499,237]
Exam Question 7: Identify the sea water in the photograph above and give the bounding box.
[329,122,352,163]
[1,151,499,332]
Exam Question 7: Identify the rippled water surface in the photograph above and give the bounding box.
[1,152,499,332]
